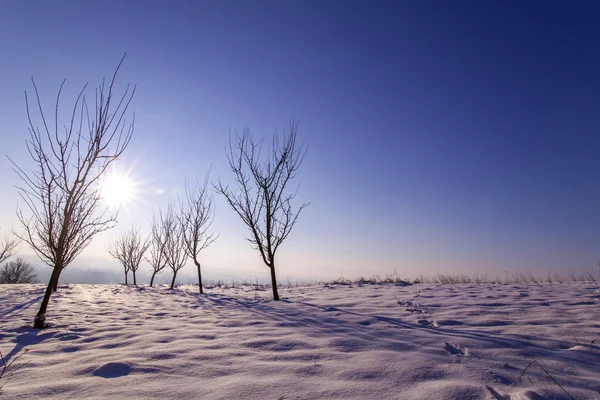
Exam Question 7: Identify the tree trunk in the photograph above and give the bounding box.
[34,266,61,329]
[194,258,203,294]
[170,271,177,289]
[150,271,157,287]
[52,270,60,292]
[270,264,279,301]
[124,271,128,285]
[133,270,137,286]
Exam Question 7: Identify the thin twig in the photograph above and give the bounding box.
[0,349,31,389]
[519,360,575,400]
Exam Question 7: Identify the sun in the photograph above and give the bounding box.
[101,169,136,209]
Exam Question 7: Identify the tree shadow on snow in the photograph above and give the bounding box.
[1,328,56,364]
[0,293,44,320]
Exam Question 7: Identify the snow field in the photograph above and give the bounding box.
[1,282,599,399]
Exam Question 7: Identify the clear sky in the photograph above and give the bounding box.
[1,1,599,283]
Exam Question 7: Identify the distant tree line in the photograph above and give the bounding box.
[108,123,307,301]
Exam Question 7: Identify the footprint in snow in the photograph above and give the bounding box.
[398,300,428,314]
[444,342,468,356]
[488,371,513,385]
[93,362,132,378]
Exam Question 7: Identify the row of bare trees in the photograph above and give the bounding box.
[109,227,149,285]
[9,56,308,329]
[110,177,217,292]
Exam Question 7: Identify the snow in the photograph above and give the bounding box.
[1,282,599,399]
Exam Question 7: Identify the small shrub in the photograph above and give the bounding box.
[0,258,38,284]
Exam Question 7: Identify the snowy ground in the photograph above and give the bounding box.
[1,282,599,399]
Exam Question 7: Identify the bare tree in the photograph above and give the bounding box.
[0,258,38,284]
[159,205,187,289]
[109,227,149,285]
[9,55,135,328]
[0,228,18,264]
[180,174,218,294]
[215,123,309,301]
[110,233,130,284]
[146,212,167,287]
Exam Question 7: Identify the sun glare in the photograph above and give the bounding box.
[101,170,135,209]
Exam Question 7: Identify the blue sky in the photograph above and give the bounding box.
[1,1,599,283]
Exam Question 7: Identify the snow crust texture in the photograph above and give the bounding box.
[1,283,599,399]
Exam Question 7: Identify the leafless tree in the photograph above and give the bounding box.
[0,228,18,264]
[0,258,38,284]
[146,212,167,287]
[159,205,187,289]
[109,227,149,285]
[180,174,218,294]
[110,233,130,284]
[215,123,309,301]
[9,55,135,328]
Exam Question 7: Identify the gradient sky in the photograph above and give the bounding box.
[1,1,599,283]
